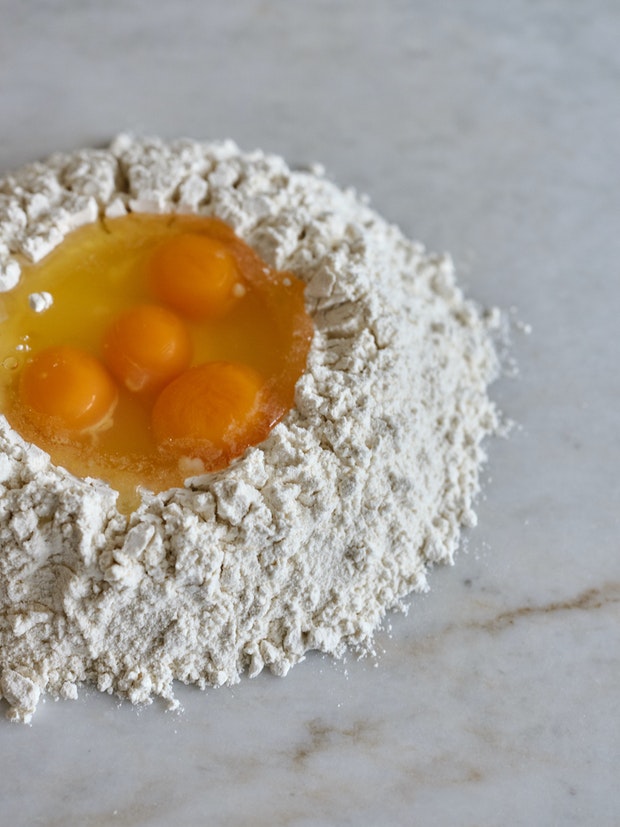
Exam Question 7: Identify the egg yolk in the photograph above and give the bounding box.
[103,304,192,394]
[0,213,313,511]
[19,345,118,434]
[149,234,240,320]
[152,361,267,468]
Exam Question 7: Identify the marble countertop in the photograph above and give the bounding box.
[1,1,618,825]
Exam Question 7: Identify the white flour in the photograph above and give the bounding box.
[0,135,500,723]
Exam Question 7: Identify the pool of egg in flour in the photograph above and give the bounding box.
[0,214,313,512]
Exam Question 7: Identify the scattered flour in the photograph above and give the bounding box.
[0,135,501,723]
[27,291,53,313]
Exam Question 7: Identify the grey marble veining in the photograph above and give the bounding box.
[1,1,619,825]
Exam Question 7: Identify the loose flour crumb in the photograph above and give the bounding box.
[27,291,53,313]
[0,135,501,722]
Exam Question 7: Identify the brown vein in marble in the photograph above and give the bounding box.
[292,717,379,768]
[471,581,620,635]
[405,581,620,658]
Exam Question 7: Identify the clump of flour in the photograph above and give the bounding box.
[0,135,501,722]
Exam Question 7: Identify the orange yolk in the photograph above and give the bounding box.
[19,345,118,434]
[103,304,192,394]
[152,361,266,469]
[0,213,313,511]
[149,234,240,320]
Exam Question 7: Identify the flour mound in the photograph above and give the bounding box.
[0,136,500,722]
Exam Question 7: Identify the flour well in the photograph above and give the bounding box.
[0,135,500,722]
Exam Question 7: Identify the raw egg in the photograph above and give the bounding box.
[102,303,192,394]
[19,345,118,434]
[149,234,241,320]
[0,214,313,510]
[152,361,268,468]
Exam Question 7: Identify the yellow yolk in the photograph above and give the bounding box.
[0,214,313,511]
[103,304,192,394]
[149,234,240,320]
[152,361,266,469]
[19,345,118,434]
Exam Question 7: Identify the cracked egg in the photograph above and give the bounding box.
[0,214,313,511]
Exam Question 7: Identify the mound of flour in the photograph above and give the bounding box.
[0,135,500,722]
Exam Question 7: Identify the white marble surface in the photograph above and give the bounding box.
[1,1,619,825]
